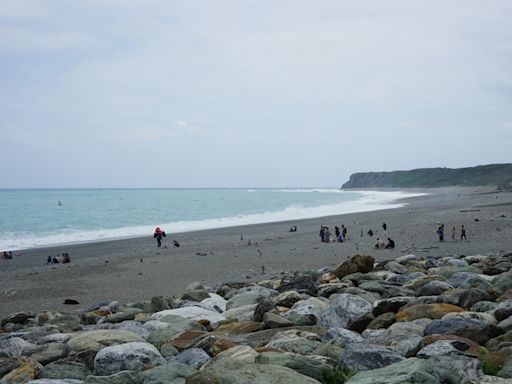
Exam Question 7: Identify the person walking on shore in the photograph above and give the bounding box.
[341,225,348,240]
[154,227,166,248]
[460,225,467,242]
[451,224,456,242]
[319,226,325,243]
[382,222,387,231]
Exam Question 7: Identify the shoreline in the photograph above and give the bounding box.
[1,186,512,318]
[1,188,425,252]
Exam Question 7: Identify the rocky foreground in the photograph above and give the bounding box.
[2,252,512,384]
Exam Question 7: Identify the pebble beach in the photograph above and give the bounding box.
[1,186,512,383]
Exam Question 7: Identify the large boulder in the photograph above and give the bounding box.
[396,303,464,322]
[185,356,321,384]
[345,357,457,384]
[424,317,504,345]
[334,255,374,279]
[151,307,225,324]
[338,343,404,371]
[67,330,144,355]
[93,341,166,375]
[318,294,373,328]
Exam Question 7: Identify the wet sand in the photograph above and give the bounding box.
[1,186,512,318]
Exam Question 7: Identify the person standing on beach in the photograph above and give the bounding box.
[154,227,166,247]
[451,224,457,242]
[319,226,325,242]
[437,224,445,242]
[460,225,467,242]
[341,225,347,240]
[382,222,387,231]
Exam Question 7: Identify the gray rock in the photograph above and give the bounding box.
[256,351,335,381]
[185,356,321,383]
[28,380,84,384]
[429,354,483,383]
[93,342,166,375]
[84,371,138,384]
[424,317,504,345]
[136,361,196,384]
[457,288,495,309]
[372,297,414,317]
[170,348,210,369]
[386,272,426,285]
[253,299,276,322]
[471,301,498,312]
[345,357,457,384]
[323,327,364,344]
[277,275,318,296]
[263,312,293,329]
[39,361,91,381]
[494,271,512,291]
[147,317,204,350]
[318,294,372,328]
[101,308,142,324]
[338,343,404,371]
[25,342,69,365]
[225,286,278,310]
[1,312,35,328]
[67,330,145,355]
[414,281,453,296]
[0,336,35,357]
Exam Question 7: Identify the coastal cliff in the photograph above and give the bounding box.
[342,164,512,189]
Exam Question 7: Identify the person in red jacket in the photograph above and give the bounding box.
[153,227,166,247]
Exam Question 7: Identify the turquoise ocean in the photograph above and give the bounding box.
[0,189,424,251]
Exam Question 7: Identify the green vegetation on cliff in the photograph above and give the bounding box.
[342,164,512,189]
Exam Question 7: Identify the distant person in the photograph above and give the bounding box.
[385,238,395,249]
[367,229,374,237]
[374,238,386,249]
[451,224,456,242]
[437,224,445,242]
[341,225,347,239]
[47,255,52,264]
[324,227,331,243]
[335,226,340,239]
[337,232,344,242]
[154,227,166,248]
[460,225,467,242]
[382,222,387,231]
[319,226,325,242]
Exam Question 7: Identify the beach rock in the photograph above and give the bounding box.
[428,354,483,383]
[263,312,293,329]
[322,327,364,343]
[265,329,322,355]
[395,254,421,265]
[28,380,84,384]
[180,289,211,302]
[198,293,227,313]
[396,303,464,322]
[446,272,485,288]
[225,286,278,310]
[185,356,321,384]
[283,297,328,321]
[214,321,264,336]
[275,291,303,308]
[25,342,69,365]
[367,313,396,330]
[0,360,43,383]
[414,281,453,296]
[372,297,413,317]
[93,341,166,375]
[277,275,318,296]
[457,288,495,309]
[146,317,204,350]
[223,304,258,321]
[101,308,142,324]
[253,298,276,322]
[334,254,374,279]
[344,357,456,384]
[256,351,335,381]
[0,357,25,379]
[214,345,258,363]
[151,306,225,324]
[318,294,372,328]
[39,361,91,381]
[494,271,512,291]
[386,272,426,285]
[1,312,35,328]
[416,340,476,358]
[170,348,211,369]
[135,361,196,384]
[424,317,504,345]
[83,371,137,384]
[67,330,144,355]
[338,343,404,371]
[0,336,35,357]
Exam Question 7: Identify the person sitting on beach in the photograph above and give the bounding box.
[382,222,387,231]
[61,253,70,263]
[337,233,344,242]
[154,227,166,247]
[367,229,373,237]
[52,256,59,263]
[385,238,395,249]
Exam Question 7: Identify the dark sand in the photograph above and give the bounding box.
[1,186,512,318]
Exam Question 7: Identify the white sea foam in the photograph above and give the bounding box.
[0,190,425,251]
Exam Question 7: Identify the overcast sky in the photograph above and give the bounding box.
[1,1,511,188]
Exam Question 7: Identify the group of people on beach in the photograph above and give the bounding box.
[437,224,468,242]
[319,224,348,243]
[2,251,13,260]
[46,253,71,264]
